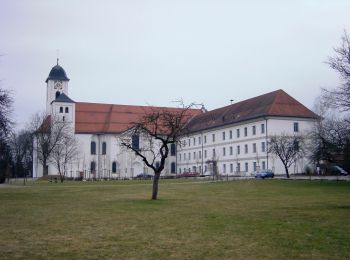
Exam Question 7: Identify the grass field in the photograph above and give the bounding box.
[0,179,349,259]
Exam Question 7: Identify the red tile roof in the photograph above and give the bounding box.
[75,102,202,134]
[185,89,318,132]
[75,90,318,134]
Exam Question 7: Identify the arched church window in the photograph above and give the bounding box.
[91,141,96,155]
[132,134,139,150]
[112,162,117,173]
[59,107,63,113]
[65,107,69,113]
[170,143,176,156]
[171,162,176,173]
[56,91,60,99]
[90,161,96,173]
[102,142,107,155]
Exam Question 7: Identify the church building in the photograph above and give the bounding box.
[33,62,318,178]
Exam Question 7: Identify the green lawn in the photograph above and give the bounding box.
[0,179,349,259]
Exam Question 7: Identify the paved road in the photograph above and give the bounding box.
[274,175,350,181]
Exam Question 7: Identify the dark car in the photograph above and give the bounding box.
[177,172,200,178]
[134,173,153,179]
[330,166,348,176]
[255,170,274,179]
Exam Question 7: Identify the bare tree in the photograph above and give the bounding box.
[0,88,13,142]
[119,103,197,200]
[0,88,13,183]
[268,134,304,178]
[323,30,350,111]
[308,114,350,169]
[10,130,33,183]
[50,130,79,182]
[31,113,72,177]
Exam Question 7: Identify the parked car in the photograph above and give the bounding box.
[134,173,153,179]
[330,165,348,176]
[255,170,274,179]
[177,172,200,178]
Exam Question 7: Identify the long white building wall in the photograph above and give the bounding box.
[177,117,315,176]
[33,132,177,179]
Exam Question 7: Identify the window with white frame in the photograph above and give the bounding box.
[261,142,266,152]
[253,143,256,153]
[261,123,265,134]
[294,122,299,132]
[222,131,226,141]
[230,146,233,155]
[252,125,256,135]
[229,130,233,139]
[245,144,248,154]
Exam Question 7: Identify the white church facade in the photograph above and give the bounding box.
[33,62,318,179]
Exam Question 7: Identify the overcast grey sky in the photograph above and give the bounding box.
[0,0,349,128]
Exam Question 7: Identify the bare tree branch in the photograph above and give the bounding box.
[119,102,199,199]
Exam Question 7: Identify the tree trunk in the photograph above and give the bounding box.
[284,165,290,178]
[59,173,64,183]
[152,172,161,200]
[43,160,48,176]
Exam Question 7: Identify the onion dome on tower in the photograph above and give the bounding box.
[45,59,70,83]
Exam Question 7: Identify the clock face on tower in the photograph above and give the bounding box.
[54,81,63,90]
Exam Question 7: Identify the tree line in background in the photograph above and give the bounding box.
[0,94,78,183]
[1,30,350,186]
[308,30,350,173]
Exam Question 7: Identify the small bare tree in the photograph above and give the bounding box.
[10,130,33,183]
[50,130,79,182]
[120,103,197,200]
[268,134,304,178]
[31,113,72,177]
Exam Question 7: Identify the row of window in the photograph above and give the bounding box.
[179,161,266,174]
[59,106,69,113]
[90,140,176,156]
[89,161,176,174]
[184,122,300,147]
[91,141,107,155]
[90,161,118,173]
[178,142,266,161]
[185,124,266,147]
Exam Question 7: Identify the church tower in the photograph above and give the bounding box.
[45,59,70,114]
